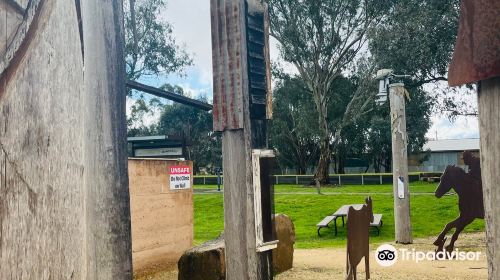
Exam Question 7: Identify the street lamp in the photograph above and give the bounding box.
[375,69,411,105]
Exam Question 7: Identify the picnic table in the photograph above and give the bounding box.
[316,204,383,236]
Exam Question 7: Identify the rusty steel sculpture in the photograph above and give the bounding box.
[434,151,484,253]
[346,197,373,280]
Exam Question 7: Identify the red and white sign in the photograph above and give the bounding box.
[170,165,191,190]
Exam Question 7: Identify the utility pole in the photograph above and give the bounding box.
[389,83,413,244]
[210,0,276,279]
[376,70,413,244]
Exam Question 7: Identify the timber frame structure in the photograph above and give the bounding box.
[210,0,274,279]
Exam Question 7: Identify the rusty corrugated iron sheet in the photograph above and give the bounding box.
[448,0,500,86]
[210,0,272,132]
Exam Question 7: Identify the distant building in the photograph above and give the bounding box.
[127,135,187,159]
[409,138,480,172]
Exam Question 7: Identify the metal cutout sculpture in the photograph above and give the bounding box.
[346,197,373,280]
[434,151,484,253]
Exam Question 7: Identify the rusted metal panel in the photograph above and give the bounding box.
[211,0,272,132]
[211,0,246,131]
[448,0,500,86]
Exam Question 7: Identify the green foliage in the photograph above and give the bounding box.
[124,0,194,134]
[270,77,319,174]
[268,0,390,183]
[270,66,432,174]
[365,88,432,172]
[124,0,193,80]
[368,0,474,117]
[156,94,221,174]
[126,96,163,136]
[369,0,460,84]
[268,0,456,175]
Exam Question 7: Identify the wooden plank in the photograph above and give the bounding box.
[317,216,336,227]
[0,1,86,278]
[222,130,251,278]
[371,214,383,226]
[252,149,277,252]
[210,0,246,131]
[478,77,500,279]
[389,84,413,244]
[80,0,132,277]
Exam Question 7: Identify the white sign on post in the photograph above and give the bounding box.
[397,176,405,199]
[170,165,191,190]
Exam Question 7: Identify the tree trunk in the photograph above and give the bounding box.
[374,159,381,173]
[313,92,330,185]
[477,77,500,280]
[384,156,392,173]
[296,165,306,175]
[337,150,345,174]
[314,137,331,184]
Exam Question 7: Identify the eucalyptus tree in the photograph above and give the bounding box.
[124,0,192,81]
[124,0,193,133]
[270,77,320,175]
[368,0,470,117]
[268,0,389,184]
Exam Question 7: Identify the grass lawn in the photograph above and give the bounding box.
[193,182,484,249]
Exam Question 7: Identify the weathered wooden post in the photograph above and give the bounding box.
[389,83,413,244]
[81,0,133,278]
[210,0,275,279]
[376,71,413,244]
[0,0,132,278]
[447,1,500,278]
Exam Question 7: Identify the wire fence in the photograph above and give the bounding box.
[194,172,441,185]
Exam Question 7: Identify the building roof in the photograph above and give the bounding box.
[423,138,480,152]
[127,135,183,143]
[127,135,168,142]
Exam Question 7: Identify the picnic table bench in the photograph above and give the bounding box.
[316,204,383,236]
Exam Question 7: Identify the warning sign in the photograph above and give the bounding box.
[170,166,191,190]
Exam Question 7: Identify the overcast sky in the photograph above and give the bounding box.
[157,0,479,140]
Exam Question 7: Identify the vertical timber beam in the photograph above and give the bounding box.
[81,0,133,278]
[389,84,413,244]
[478,77,500,279]
[446,1,500,277]
[211,0,273,279]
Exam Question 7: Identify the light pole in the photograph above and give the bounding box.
[376,69,413,244]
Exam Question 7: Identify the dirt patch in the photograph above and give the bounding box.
[135,232,488,280]
[277,232,488,280]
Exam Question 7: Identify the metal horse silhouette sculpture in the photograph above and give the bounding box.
[346,197,373,280]
[434,151,484,252]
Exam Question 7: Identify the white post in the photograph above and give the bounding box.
[389,83,413,244]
